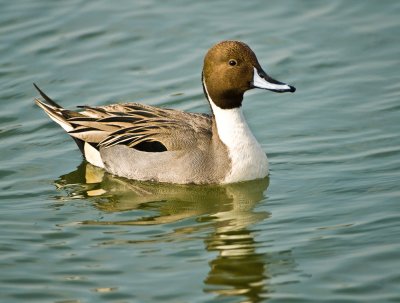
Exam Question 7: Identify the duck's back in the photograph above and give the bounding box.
[94,106,231,183]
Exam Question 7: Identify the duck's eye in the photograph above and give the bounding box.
[228,59,237,66]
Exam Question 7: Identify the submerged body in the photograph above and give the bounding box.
[35,41,295,184]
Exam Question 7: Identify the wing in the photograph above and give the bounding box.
[34,83,212,153]
[66,103,212,152]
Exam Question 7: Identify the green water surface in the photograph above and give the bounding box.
[1,1,399,302]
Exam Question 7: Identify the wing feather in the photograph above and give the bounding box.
[63,102,212,151]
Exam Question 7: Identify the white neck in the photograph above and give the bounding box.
[209,99,269,183]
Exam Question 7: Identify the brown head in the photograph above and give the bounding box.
[202,40,295,110]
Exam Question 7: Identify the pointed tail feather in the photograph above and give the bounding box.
[35,97,74,132]
[33,83,63,108]
[34,84,86,132]
[34,85,81,151]
[34,84,104,167]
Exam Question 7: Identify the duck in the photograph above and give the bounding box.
[35,40,295,184]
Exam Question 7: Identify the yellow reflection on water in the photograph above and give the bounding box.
[56,162,273,302]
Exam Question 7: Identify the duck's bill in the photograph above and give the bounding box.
[252,67,296,93]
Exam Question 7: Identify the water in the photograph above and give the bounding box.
[1,0,399,302]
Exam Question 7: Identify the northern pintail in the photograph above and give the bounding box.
[35,40,295,184]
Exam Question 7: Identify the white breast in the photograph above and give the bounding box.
[210,101,269,183]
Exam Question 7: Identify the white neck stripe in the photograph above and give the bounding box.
[203,80,269,182]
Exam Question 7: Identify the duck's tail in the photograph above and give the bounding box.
[33,83,94,160]
[33,83,76,133]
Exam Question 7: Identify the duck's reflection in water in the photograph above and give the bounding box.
[56,162,273,302]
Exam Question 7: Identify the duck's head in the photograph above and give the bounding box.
[202,40,295,110]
